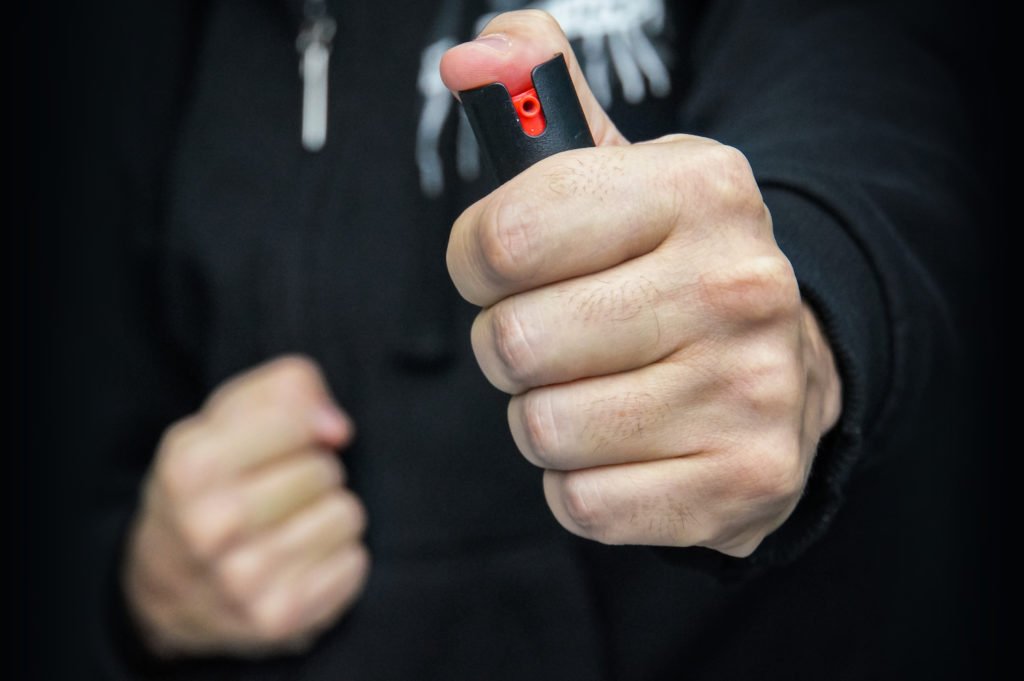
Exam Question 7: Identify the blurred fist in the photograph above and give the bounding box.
[123,356,369,658]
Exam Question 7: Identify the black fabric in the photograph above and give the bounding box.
[23,0,1007,679]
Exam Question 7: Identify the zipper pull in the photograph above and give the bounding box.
[296,6,336,152]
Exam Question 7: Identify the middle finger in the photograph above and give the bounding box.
[471,250,709,394]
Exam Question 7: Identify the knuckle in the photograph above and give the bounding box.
[177,512,219,561]
[701,255,800,323]
[736,440,805,504]
[477,191,542,285]
[767,443,807,501]
[705,144,761,212]
[155,434,207,501]
[248,594,299,642]
[487,300,539,390]
[516,390,561,468]
[448,204,481,297]
[177,499,239,561]
[214,549,265,603]
[332,547,372,606]
[345,545,372,583]
[728,456,763,501]
[334,492,368,537]
[733,343,804,416]
[559,472,609,540]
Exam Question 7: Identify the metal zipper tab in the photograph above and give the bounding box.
[296,2,336,152]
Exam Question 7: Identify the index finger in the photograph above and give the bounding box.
[193,356,352,481]
[446,135,716,307]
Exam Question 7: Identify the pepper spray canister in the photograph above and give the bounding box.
[460,54,595,184]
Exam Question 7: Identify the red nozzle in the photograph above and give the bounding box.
[511,87,547,137]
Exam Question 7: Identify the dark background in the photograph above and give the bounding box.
[10,1,1012,677]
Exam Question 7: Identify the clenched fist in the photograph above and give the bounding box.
[442,11,842,557]
[123,356,369,657]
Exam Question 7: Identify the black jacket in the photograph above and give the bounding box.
[25,0,1005,679]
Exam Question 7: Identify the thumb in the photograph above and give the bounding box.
[439,10,627,147]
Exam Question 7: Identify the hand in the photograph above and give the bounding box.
[442,11,842,557]
[123,356,369,657]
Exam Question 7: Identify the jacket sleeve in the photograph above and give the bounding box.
[668,0,986,570]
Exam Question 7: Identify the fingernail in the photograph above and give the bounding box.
[472,33,511,52]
